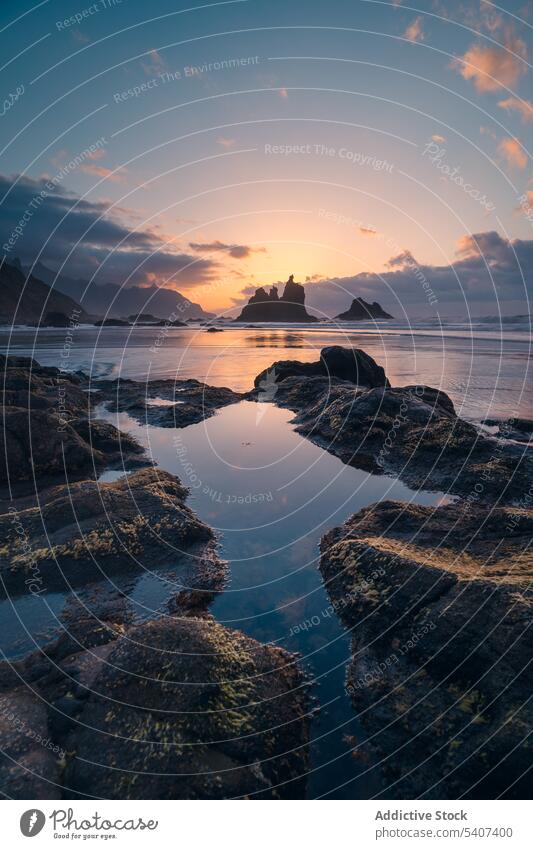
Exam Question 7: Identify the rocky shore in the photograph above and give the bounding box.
[0,603,309,799]
[0,356,144,486]
[254,346,532,503]
[0,354,310,799]
[319,500,532,798]
[252,344,532,797]
[1,345,530,800]
[94,376,243,428]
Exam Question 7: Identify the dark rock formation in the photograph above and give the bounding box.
[0,607,309,799]
[336,297,393,321]
[0,261,87,326]
[206,327,224,332]
[94,318,130,327]
[0,468,223,596]
[235,275,318,323]
[125,313,187,327]
[253,351,532,501]
[0,356,143,485]
[254,346,390,390]
[97,377,243,428]
[128,313,161,324]
[484,417,533,444]
[320,500,532,798]
[0,354,310,800]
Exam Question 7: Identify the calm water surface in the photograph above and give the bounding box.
[1,321,529,797]
[1,320,531,419]
[1,397,448,798]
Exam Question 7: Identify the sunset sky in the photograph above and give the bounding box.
[1,0,532,316]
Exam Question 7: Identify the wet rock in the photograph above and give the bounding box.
[96,377,243,428]
[0,688,62,799]
[0,613,309,799]
[320,500,533,799]
[254,353,531,501]
[64,616,309,799]
[0,468,225,596]
[254,345,389,389]
[484,417,533,444]
[0,356,143,484]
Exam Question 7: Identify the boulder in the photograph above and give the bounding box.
[0,612,309,799]
[254,346,389,389]
[320,500,533,798]
[0,468,224,596]
[96,377,243,428]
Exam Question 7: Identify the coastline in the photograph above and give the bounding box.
[1,345,530,799]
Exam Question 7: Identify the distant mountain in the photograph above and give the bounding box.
[0,259,87,326]
[235,275,318,323]
[336,297,393,320]
[30,262,213,321]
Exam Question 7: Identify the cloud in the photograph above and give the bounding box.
[386,249,417,268]
[79,164,128,183]
[404,17,425,42]
[359,226,378,236]
[216,137,236,148]
[188,240,266,259]
[431,134,446,142]
[497,136,528,169]
[498,96,533,122]
[451,32,527,92]
[303,230,533,316]
[0,173,217,289]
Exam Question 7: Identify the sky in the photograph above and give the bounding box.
[1,0,532,317]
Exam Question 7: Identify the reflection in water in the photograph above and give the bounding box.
[2,322,531,419]
[119,402,448,798]
[0,400,446,798]
[245,332,306,347]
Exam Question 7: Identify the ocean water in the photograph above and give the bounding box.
[0,320,530,798]
[1,317,531,419]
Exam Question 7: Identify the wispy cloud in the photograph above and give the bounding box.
[79,163,128,183]
[498,96,533,122]
[216,137,237,148]
[189,240,266,259]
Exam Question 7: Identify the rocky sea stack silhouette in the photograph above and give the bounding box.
[235,275,318,323]
[336,296,393,320]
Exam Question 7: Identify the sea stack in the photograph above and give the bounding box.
[235,275,318,323]
[336,297,393,320]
